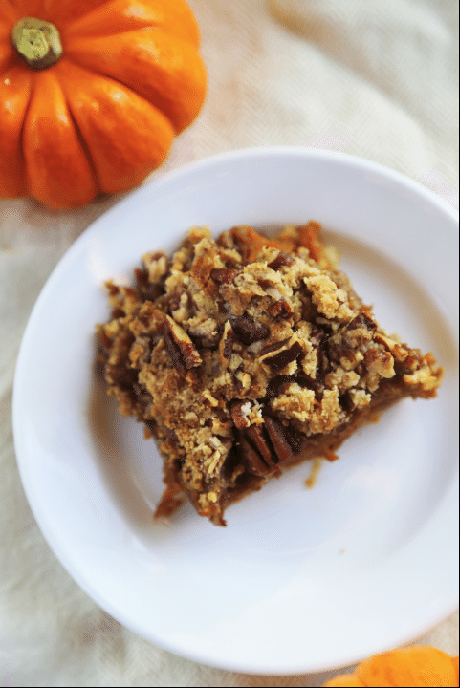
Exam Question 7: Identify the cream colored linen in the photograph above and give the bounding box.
[0,0,458,685]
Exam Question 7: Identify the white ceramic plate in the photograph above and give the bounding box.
[13,148,459,675]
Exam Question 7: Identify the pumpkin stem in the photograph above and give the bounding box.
[11,17,62,71]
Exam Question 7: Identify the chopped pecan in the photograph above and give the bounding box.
[395,351,421,374]
[168,292,183,313]
[232,408,302,476]
[264,374,297,399]
[347,311,376,331]
[190,332,220,351]
[338,349,363,371]
[342,312,376,348]
[375,332,410,363]
[129,302,165,337]
[363,348,395,378]
[264,417,301,462]
[163,315,202,372]
[134,267,164,302]
[309,327,326,347]
[232,314,270,345]
[235,370,252,392]
[263,341,303,374]
[230,398,301,475]
[229,399,252,429]
[238,435,272,476]
[339,392,355,412]
[260,337,292,356]
[245,425,277,467]
[268,251,295,270]
[268,298,294,319]
[210,267,239,284]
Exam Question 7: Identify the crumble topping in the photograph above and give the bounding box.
[97,223,444,525]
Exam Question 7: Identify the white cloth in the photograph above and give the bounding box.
[1,0,458,685]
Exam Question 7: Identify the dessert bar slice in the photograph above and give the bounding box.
[97,223,444,525]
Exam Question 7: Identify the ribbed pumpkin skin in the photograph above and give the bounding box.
[0,0,207,209]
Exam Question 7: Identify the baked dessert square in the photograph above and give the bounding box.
[97,223,444,525]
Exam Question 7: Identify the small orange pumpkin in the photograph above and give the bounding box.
[323,646,459,687]
[0,0,207,209]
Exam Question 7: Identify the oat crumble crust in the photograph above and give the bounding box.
[97,223,444,525]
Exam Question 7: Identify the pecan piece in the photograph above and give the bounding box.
[134,267,164,302]
[229,399,252,429]
[245,425,277,468]
[347,311,376,331]
[230,404,302,476]
[264,417,301,462]
[210,267,239,284]
[268,298,294,319]
[264,374,297,400]
[268,251,294,270]
[260,337,292,356]
[163,315,202,372]
[363,348,395,378]
[232,314,270,345]
[262,341,303,374]
[309,327,326,347]
[168,292,183,314]
[238,435,272,476]
[339,392,355,413]
[394,352,421,374]
[374,332,410,363]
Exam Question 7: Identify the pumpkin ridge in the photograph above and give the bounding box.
[60,51,173,132]
[64,28,207,133]
[55,59,175,194]
[54,59,102,197]
[61,0,201,48]
[22,68,99,208]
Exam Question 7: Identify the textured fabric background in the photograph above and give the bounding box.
[0,0,458,685]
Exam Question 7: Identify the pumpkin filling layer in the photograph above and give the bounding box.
[97,224,444,525]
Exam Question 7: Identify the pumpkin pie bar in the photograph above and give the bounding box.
[97,223,444,525]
